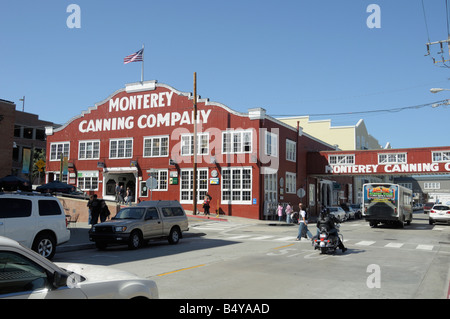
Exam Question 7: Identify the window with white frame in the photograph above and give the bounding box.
[328,154,355,165]
[285,172,296,194]
[222,130,252,154]
[286,139,296,162]
[424,182,440,190]
[79,140,100,160]
[52,173,68,183]
[77,171,98,191]
[265,131,278,157]
[180,133,209,156]
[378,153,407,164]
[180,169,208,203]
[50,142,70,161]
[222,167,252,204]
[432,150,450,163]
[110,138,133,159]
[264,173,277,203]
[143,136,169,157]
[148,169,168,191]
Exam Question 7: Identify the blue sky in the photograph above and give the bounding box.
[1,0,449,149]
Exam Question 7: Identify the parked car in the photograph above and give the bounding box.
[423,202,434,214]
[349,204,362,219]
[340,203,356,220]
[327,206,347,222]
[429,204,450,225]
[89,200,189,250]
[0,236,158,299]
[0,192,70,259]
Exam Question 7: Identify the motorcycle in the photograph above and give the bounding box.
[313,223,344,254]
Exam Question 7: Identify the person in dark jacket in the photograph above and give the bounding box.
[316,208,347,252]
[88,194,102,225]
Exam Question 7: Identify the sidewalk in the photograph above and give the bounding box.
[56,214,295,253]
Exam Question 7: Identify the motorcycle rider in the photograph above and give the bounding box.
[316,208,347,253]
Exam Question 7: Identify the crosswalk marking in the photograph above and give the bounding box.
[416,244,434,251]
[205,234,438,251]
[249,235,275,240]
[384,243,404,248]
[227,235,252,240]
[191,224,442,252]
[355,241,376,246]
[274,236,297,241]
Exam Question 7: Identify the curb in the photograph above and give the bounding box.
[186,214,227,222]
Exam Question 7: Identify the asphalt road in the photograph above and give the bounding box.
[54,211,450,299]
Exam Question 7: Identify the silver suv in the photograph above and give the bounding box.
[0,192,70,259]
[89,200,189,250]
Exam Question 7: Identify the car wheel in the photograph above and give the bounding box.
[429,219,434,225]
[32,233,56,260]
[128,231,142,249]
[168,227,181,244]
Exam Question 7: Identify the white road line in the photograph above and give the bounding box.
[384,243,404,248]
[193,227,227,230]
[416,244,434,251]
[274,236,297,241]
[249,235,275,240]
[355,241,376,246]
[227,235,252,240]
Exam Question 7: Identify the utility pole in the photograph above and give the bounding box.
[425,36,450,66]
[193,72,198,215]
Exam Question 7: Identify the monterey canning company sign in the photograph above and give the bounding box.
[307,147,450,176]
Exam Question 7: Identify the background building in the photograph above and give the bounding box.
[395,175,450,204]
[278,116,390,204]
[277,116,390,151]
[0,99,54,183]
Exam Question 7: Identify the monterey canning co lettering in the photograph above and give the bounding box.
[109,91,174,112]
[78,91,212,133]
[330,162,450,174]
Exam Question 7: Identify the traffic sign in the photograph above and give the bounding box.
[146,176,158,190]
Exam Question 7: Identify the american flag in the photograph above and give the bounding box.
[124,48,143,64]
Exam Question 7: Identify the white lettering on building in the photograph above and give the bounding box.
[79,110,212,133]
[330,162,449,174]
[109,92,174,112]
[79,90,212,133]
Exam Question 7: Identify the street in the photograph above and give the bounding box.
[54,212,450,299]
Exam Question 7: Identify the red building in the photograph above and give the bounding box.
[45,81,336,219]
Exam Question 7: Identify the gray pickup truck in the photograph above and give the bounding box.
[89,200,189,250]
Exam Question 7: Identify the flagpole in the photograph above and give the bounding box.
[141,44,144,83]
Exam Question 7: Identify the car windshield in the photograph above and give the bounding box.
[433,205,450,210]
[329,208,338,212]
[114,207,146,220]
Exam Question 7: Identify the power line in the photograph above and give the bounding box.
[270,99,449,118]
[422,0,431,43]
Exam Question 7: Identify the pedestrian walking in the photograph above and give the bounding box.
[203,194,211,215]
[297,203,313,240]
[86,195,94,224]
[277,203,283,222]
[118,185,125,204]
[115,183,120,203]
[100,200,111,223]
[89,194,101,226]
[126,187,133,206]
[285,203,293,223]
